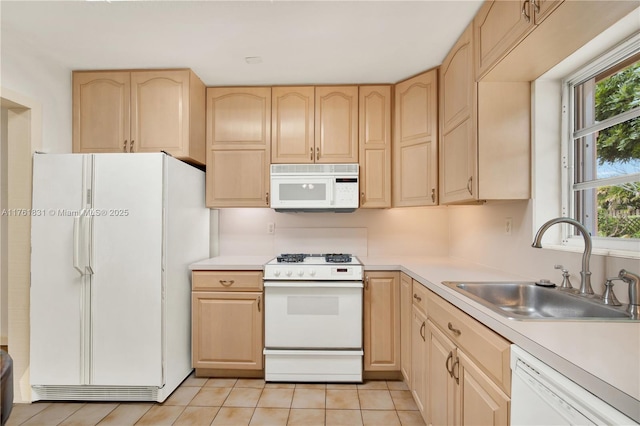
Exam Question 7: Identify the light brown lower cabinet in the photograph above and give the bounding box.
[411,303,428,418]
[426,289,511,426]
[363,271,400,372]
[400,273,413,384]
[409,280,430,420]
[191,271,263,375]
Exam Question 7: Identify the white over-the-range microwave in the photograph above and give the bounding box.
[270,164,359,212]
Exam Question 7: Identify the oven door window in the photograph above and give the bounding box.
[264,286,362,349]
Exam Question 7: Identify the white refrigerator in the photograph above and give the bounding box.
[30,153,209,402]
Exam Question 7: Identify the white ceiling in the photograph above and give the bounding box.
[1,0,484,86]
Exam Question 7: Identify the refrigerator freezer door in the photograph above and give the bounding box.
[31,154,88,385]
[90,154,164,386]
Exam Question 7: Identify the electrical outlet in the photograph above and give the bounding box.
[505,217,513,235]
[267,222,275,234]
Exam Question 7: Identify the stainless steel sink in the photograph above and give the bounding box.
[443,281,636,321]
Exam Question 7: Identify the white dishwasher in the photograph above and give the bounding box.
[510,345,638,426]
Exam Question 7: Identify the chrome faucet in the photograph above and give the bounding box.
[619,269,640,320]
[532,217,594,296]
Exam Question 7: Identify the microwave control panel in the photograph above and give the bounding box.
[335,178,359,206]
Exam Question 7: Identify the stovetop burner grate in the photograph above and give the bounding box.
[324,253,352,263]
[275,253,353,263]
[276,253,306,263]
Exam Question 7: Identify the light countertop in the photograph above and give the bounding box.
[190,255,640,422]
[189,256,273,270]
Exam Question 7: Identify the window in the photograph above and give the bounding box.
[563,34,640,253]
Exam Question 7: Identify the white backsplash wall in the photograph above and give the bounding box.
[448,200,639,304]
[218,206,449,258]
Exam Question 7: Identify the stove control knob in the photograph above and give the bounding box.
[297,270,304,277]
[285,270,293,277]
[273,270,281,277]
[310,270,316,277]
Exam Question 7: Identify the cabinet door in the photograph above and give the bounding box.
[206,149,270,208]
[427,321,456,426]
[439,24,478,204]
[474,0,534,78]
[394,70,438,207]
[359,86,392,208]
[206,87,271,207]
[364,272,400,371]
[130,70,190,156]
[192,291,263,370]
[207,87,272,150]
[271,86,315,163]
[400,274,412,385]
[457,350,510,426]
[411,306,428,419]
[73,71,130,153]
[315,86,359,163]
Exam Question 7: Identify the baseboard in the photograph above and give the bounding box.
[195,368,264,378]
[363,370,403,381]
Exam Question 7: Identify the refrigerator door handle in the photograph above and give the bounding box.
[85,214,94,275]
[73,209,93,276]
[73,211,84,275]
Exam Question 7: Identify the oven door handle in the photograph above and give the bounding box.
[264,281,364,288]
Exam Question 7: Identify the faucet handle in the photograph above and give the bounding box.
[602,279,622,306]
[554,265,574,291]
[554,264,568,272]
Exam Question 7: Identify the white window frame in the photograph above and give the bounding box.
[560,32,640,257]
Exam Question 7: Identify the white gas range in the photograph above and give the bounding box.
[263,254,364,383]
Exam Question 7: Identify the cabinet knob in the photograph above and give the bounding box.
[466,177,473,196]
[420,321,426,341]
[431,188,436,203]
[266,192,269,205]
[413,294,422,302]
[316,147,320,161]
[310,147,313,161]
[257,295,261,312]
[219,280,235,286]
[361,192,365,204]
[123,140,128,153]
[130,140,135,153]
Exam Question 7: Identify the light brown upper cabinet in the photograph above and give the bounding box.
[206,87,271,208]
[73,69,205,165]
[272,86,358,164]
[474,0,562,78]
[476,0,638,81]
[271,86,315,163]
[359,85,392,208]
[315,86,359,163]
[440,24,531,204]
[394,70,438,207]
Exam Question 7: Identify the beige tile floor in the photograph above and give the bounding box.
[8,375,426,425]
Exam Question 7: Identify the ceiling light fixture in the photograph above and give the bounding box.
[245,56,263,64]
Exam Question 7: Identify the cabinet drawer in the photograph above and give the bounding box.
[427,291,511,394]
[411,281,429,315]
[193,271,263,291]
